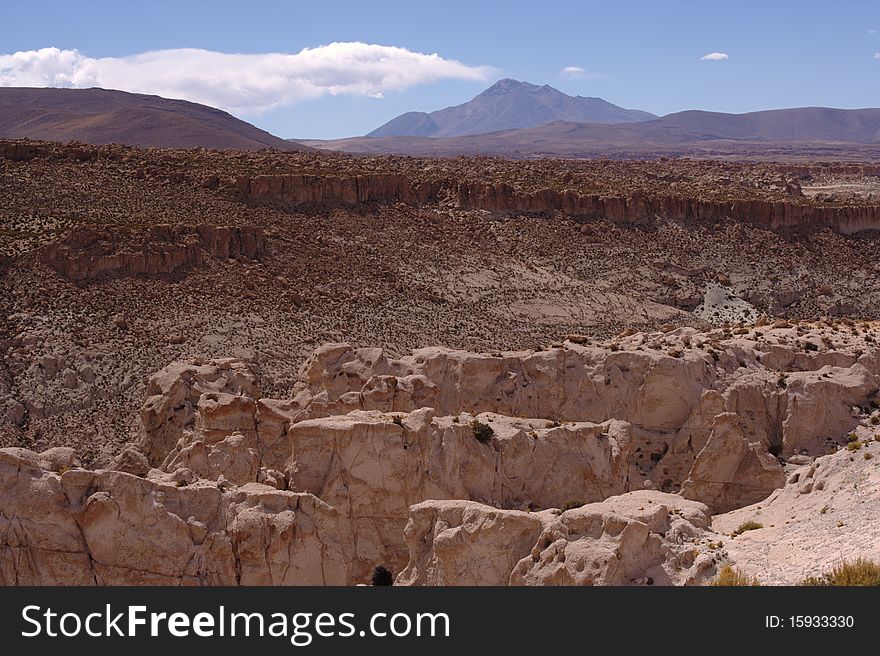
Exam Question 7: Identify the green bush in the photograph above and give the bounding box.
[800,559,880,586]
[561,499,586,512]
[731,521,763,536]
[471,419,494,444]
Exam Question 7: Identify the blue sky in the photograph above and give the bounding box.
[2,0,878,138]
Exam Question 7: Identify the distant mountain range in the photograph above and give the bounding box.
[0,87,307,151]
[299,82,880,159]
[368,78,656,137]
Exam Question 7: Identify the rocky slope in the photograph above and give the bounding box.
[4,140,880,465]
[0,88,306,151]
[2,324,879,585]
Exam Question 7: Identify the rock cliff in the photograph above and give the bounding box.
[236,173,880,234]
[39,225,265,281]
[3,322,879,585]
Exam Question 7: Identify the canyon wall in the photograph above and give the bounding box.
[3,323,880,585]
[38,224,265,281]
[235,173,880,234]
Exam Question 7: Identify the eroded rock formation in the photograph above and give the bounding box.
[39,224,265,281]
[236,173,880,234]
[2,323,879,585]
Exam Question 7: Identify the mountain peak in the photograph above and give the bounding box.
[368,80,657,138]
[480,78,540,96]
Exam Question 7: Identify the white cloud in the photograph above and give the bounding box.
[559,65,605,80]
[0,44,493,115]
[701,52,729,61]
[875,52,880,59]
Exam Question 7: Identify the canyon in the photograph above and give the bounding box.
[3,140,880,585]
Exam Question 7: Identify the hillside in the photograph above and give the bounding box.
[0,87,307,151]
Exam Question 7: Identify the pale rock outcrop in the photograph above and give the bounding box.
[5,324,879,586]
[164,432,259,486]
[397,501,553,586]
[137,358,261,466]
[127,326,880,579]
[284,409,641,578]
[0,448,349,585]
[680,412,785,513]
[713,439,880,585]
[398,492,723,586]
[510,492,720,586]
[108,445,151,477]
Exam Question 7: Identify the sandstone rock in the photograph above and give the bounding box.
[164,432,259,486]
[398,492,722,586]
[5,322,880,587]
[108,445,151,477]
[679,413,785,513]
[0,448,349,585]
[137,358,261,466]
[36,447,80,472]
[510,492,720,585]
[397,501,552,586]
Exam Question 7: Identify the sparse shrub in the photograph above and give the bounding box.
[803,341,819,352]
[712,564,760,586]
[847,433,859,443]
[870,416,879,426]
[371,565,393,586]
[391,415,404,426]
[865,452,874,460]
[732,521,763,536]
[561,499,586,512]
[846,440,863,451]
[800,559,880,586]
[777,375,787,389]
[471,419,494,444]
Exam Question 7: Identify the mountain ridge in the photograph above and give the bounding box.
[301,105,880,159]
[367,78,657,138]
